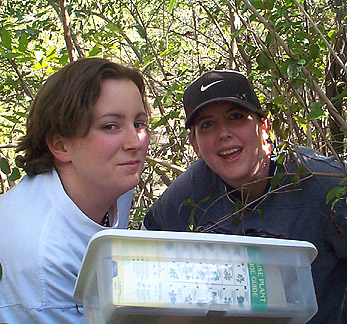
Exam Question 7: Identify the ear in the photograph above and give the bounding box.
[188,133,202,158]
[261,118,272,157]
[46,135,72,163]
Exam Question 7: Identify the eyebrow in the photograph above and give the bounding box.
[195,114,213,124]
[96,111,147,120]
[196,107,239,122]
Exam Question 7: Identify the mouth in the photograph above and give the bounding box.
[219,147,242,157]
[119,160,141,169]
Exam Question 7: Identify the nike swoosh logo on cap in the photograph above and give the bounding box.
[200,80,223,92]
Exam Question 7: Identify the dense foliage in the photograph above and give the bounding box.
[0,0,346,227]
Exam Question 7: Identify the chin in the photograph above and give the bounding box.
[124,175,141,190]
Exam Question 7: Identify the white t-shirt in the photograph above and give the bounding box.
[0,169,131,323]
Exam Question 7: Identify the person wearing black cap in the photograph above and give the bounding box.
[143,70,347,324]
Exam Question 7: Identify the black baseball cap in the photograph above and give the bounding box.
[183,70,267,128]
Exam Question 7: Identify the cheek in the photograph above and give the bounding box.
[139,132,150,151]
[201,135,216,149]
[93,137,122,156]
[241,124,261,144]
[243,128,264,156]
[195,136,215,157]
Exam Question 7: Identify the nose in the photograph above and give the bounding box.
[218,122,233,140]
[122,126,143,151]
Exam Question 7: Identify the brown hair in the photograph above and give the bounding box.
[16,57,150,175]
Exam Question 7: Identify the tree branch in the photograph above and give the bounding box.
[59,0,74,62]
[146,156,186,174]
[77,9,143,63]
[7,58,34,99]
[241,0,347,133]
[293,0,347,75]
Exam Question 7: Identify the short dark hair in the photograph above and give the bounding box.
[16,57,149,175]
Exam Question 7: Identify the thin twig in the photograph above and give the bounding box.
[146,156,186,174]
[0,143,18,149]
[7,58,34,99]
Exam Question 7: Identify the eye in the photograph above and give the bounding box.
[229,110,247,120]
[200,119,214,129]
[102,123,118,131]
[134,121,147,130]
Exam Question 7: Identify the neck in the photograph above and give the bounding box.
[238,176,270,203]
[54,167,119,224]
[227,155,271,204]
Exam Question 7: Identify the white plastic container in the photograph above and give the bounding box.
[74,229,318,324]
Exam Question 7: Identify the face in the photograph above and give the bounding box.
[61,78,149,200]
[189,102,270,190]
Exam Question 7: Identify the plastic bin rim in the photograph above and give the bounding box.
[90,229,318,250]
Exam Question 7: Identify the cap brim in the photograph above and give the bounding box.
[185,97,265,128]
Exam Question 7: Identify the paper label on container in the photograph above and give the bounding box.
[246,247,268,311]
[112,259,251,308]
[248,263,267,311]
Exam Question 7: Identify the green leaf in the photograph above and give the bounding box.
[231,215,241,227]
[256,51,274,70]
[331,88,347,102]
[309,43,320,60]
[152,115,167,128]
[0,28,12,49]
[276,152,286,166]
[9,167,21,181]
[18,33,29,52]
[264,0,275,10]
[169,0,176,14]
[297,165,308,177]
[270,173,283,189]
[257,209,264,221]
[291,175,300,185]
[2,52,21,59]
[199,196,210,204]
[58,53,69,65]
[106,23,120,32]
[0,158,10,174]
[178,196,194,221]
[307,102,327,120]
[326,187,341,204]
[265,32,273,46]
[87,45,101,57]
[287,59,306,78]
[33,60,49,69]
[253,0,264,10]
[326,184,346,205]
[135,24,146,39]
[188,208,196,231]
[231,29,243,39]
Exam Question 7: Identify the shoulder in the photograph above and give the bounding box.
[0,171,57,208]
[286,146,345,174]
[156,159,221,203]
[143,159,222,230]
[0,174,36,207]
[171,158,217,188]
